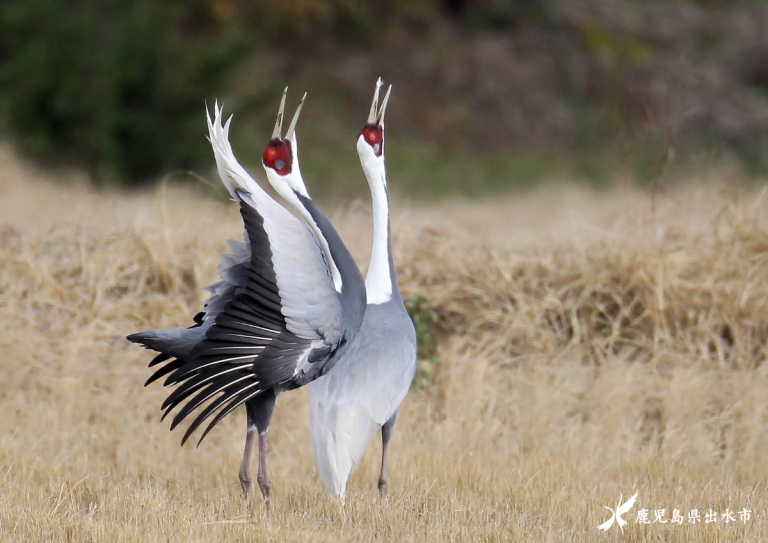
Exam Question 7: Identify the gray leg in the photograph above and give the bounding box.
[378,412,397,497]
[241,392,276,510]
[257,430,271,509]
[238,426,257,499]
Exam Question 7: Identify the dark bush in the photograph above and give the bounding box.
[0,0,245,184]
[2,1,768,188]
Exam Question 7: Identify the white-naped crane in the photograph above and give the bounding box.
[309,79,418,501]
[127,90,367,508]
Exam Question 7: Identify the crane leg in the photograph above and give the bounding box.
[378,412,397,498]
[238,425,257,500]
[241,392,276,511]
[257,430,271,509]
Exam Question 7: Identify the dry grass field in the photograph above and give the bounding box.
[2,147,768,542]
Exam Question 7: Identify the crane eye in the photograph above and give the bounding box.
[360,125,383,157]
[263,139,293,175]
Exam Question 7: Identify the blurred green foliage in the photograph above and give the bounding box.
[0,0,245,182]
[1,0,767,188]
[405,294,439,390]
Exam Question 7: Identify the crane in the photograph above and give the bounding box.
[309,79,418,501]
[127,90,367,509]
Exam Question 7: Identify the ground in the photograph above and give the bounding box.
[1,149,767,542]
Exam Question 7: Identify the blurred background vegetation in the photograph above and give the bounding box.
[1,0,767,198]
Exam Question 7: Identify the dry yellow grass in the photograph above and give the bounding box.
[1,147,768,542]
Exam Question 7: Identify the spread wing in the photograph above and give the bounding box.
[206,104,344,346]
[149,105,353,446]
[129,235,252,388]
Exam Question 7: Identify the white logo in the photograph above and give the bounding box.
[598,492,639,533]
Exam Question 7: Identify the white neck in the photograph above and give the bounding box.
[357,137,393,305]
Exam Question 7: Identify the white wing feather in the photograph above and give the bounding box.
[206,105,343,349]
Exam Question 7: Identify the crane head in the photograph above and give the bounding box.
[359,78,391,159]
[262,87,310,198]
[263,87,306,176]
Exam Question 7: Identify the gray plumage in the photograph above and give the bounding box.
[310,80,417,500]
[310,299,416,498]
[129,236,250,384]
[128,98,366,506]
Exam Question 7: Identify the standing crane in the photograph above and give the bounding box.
[127,91,367,508]
[310,79,418,501]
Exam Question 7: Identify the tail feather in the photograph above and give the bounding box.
[127,330,179,351]
[310,383,381,501]
[126,331,155,347]
[128,327,208,389]
[126,327,205,359]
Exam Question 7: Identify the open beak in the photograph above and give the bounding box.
[376,84,392,127]
[272,87,288,140]
[367,78,384,124]
[271,87,307,141]
[284,92,307,142]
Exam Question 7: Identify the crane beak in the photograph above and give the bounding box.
[367,78,384,124]
[285,92,307,142]
[376,84,392,127]
[272,87,288,140]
